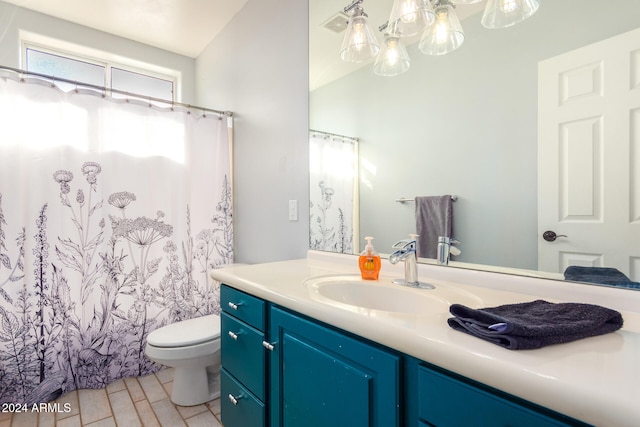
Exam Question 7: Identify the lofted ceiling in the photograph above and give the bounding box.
[5,0,485,89]
[3,0,248,58]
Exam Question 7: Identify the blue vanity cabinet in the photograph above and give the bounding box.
[220,285,268,427]
[268,306,401,427]
[219,284,591,427]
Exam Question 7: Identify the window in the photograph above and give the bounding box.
[111,67,174,102]
[24,45,176,103]
[26,48,105,89]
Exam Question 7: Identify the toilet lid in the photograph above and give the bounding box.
[147,314,221,348]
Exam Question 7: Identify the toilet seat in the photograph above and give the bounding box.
[147,314,221,348]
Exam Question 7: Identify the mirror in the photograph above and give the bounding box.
[309,0,640,287]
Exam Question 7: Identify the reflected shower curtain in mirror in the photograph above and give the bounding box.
[309,131,358,254]
[0,75,233,405]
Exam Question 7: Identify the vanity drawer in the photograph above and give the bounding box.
[221,311,266,401]
[418,365,585,427]
[221,284,265,330]
[221,368,265,427]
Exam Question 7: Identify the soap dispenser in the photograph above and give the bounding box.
[359,236,381,280]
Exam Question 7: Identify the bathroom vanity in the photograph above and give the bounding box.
[212,251,640,427]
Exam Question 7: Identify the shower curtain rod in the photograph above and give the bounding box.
[0,65,233,117]
[310,129,359,142]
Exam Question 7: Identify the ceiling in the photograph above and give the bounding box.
[3,0,249,58]
[5,0,485,88]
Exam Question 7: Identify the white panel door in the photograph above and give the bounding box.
[538,27,640,280]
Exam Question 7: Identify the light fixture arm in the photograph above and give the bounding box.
[344,0,364,14]
[433,0,455,9]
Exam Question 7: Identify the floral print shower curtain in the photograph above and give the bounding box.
[309,132,358,254]
[0,75,232,405]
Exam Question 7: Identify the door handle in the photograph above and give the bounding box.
[542,230,567,242]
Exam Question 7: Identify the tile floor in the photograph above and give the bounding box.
[0,368,223,427]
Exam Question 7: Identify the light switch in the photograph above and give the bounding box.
[288,200,298,221]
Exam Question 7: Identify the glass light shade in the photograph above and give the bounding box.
[373,35,411,76]
[450,0,482,4]
[340,8,380,63]
[481,0,540,29]
[419,4,464,56]
[387,0,435,37]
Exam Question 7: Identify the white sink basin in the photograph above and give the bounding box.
[304,274,481,315]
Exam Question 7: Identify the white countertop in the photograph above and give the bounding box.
[211,251,640,427]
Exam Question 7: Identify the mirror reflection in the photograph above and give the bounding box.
[309,0,640,288]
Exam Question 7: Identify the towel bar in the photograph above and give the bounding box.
[396,195,458,203]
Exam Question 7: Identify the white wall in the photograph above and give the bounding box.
[196,0,310,264]
[0,1,197,102]
[310,0,640,270]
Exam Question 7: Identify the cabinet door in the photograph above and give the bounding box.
[269,306,400,427]
[418,364,590,427]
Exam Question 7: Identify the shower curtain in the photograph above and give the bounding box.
[0,74,233,405]
[309,131,358,254]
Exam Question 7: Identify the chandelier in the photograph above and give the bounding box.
[340,0,541,76]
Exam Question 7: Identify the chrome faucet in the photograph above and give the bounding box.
[437,236,460,266]
[389,235,435,289]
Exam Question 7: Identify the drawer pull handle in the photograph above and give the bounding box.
[228,331,241,340]
[228,301,243,310]
[262,341,276,351]
[228,393,243,405]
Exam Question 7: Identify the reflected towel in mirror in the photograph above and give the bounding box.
[563,266,638,287]
[415,195,453,259]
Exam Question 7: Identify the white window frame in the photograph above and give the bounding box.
[20,30,182,103]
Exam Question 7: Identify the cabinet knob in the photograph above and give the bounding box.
[228,331,241,340]
[262,341,276,351]
[228,393,243,405]
[228,301,243,310]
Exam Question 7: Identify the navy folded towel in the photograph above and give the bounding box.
[563,266,640,289]
[563,265,630,285]
[447,300,623,350]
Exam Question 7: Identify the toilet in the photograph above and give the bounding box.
[144,314,221,406]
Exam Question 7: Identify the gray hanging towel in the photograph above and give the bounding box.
[415,195,453,259]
